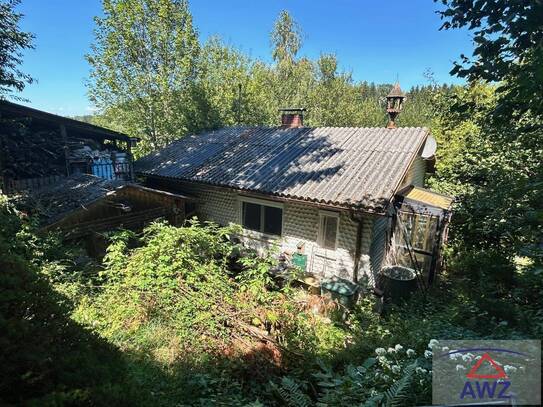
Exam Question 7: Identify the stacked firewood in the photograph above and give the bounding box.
[0,128,66,178]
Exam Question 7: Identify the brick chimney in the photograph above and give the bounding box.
[280,108,305,128]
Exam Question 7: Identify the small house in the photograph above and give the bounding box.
[136,85,453,286]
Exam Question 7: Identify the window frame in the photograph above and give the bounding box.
[318,210,340,250]
[238,196,284,237]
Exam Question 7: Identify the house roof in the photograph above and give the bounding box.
[21,174,127,226]
[135,126,430,213]
[0,100,135,143]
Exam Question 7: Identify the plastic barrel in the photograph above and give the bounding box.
[380,265,418,303]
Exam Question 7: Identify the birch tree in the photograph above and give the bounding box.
[86,0,199,152]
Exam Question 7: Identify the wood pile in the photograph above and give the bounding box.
[0,129,67,178]
[1,118,118,180]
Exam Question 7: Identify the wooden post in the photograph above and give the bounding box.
[127,139,135,181]
[60,124,70,176]
[111,151,117,180]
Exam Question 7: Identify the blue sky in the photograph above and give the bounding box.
[17,0,472,116]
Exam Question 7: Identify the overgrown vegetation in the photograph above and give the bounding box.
[1,197,540,405]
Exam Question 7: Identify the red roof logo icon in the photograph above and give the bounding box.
[466,353,508,380]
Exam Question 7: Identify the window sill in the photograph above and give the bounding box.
[242,229,282,243]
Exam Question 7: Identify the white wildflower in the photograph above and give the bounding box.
[382,374,390,382]
[441,346,450,353]
[391,365,401,374]
[394,344,404,352]
[504,365,517,374]
[424,350,433,359]
[462,353,473,362]
[375,347,386,356]
[428,339,439,349]
[415,367,428,374]
[387,347,396,354]
[406,349,416,357]
[456,364,466,371]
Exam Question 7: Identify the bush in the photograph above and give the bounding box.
[0,196,132,405]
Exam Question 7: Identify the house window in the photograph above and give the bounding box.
[318,211,339,250]
[241,199,283,236]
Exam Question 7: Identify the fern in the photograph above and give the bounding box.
[384,362,417,407]
[273,376,312,407]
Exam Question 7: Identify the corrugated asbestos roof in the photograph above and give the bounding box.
[135,126,429,213]
[21,174,126,225]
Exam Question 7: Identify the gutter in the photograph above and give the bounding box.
[140,173,390,217]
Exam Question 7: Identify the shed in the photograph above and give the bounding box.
[21,174,193,239]
[0,100,138,194]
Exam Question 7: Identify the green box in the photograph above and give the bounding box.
[291,253,307,272]
[320,277,359,309]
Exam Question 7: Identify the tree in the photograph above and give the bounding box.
[436,0,543,119]
[271,10,301,66]
[434,0,543,267]
[0,0,34,99]
[87,0,200,153]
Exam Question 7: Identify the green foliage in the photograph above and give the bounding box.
[271,376,312,407]
[429,83,542,297]
[436,0,543,119]
[87,6,442,155]
[430,0,543,345]
[4,1,542,405]
[0,196,132,405]
[0,0,34,99]
[87,0,200,152]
